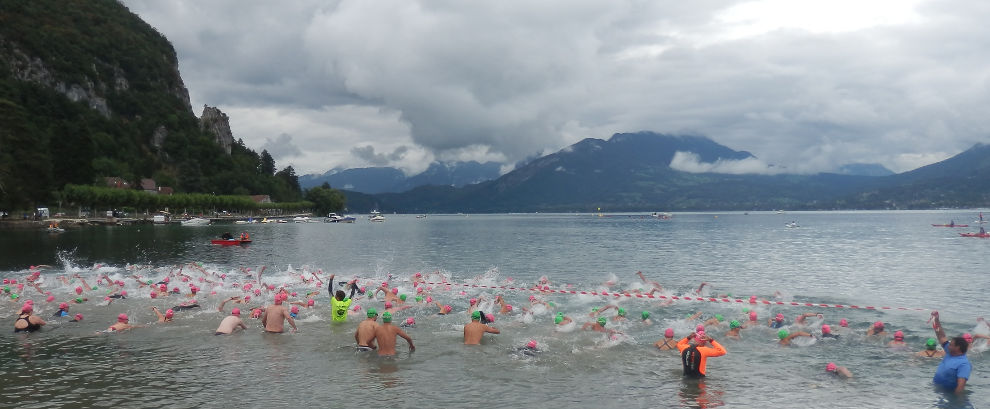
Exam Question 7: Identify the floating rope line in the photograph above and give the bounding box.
[420,281,928,311]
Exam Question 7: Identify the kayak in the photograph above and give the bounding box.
[211,239,252,245]
[932,224,968,227]
[959,233,990,238]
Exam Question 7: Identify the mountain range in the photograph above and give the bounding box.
[335,132,990,213]
[299,161,502,194]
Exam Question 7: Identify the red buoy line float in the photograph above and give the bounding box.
[419,281,928,311]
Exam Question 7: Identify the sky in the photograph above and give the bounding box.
[121,0,990,177]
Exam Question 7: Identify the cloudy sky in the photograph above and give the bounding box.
[122,0,990,176]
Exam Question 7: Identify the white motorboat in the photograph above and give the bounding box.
[651,212,672,220]
[181,217,211,226]
[325,213,357,223]
[369,210,385,222]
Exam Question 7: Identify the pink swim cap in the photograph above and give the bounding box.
[291,292,297,297]
[749,311,757,320]
[20,303,32,313]
[469,298,477,305]
[417,287,423,293]
[59,302,68,310]
[182,277,189,282]
[529,295,536,301]
[385,301,393,308]
[165,309,174,318]
[381,282,388,287]
[46,295,55,303]
[443,305,452,313]
[695,330,706,340]
[964,333,973,343]
[426,296,433,303]
[163,277,169,283]
[839,318,848,327]
[894,330,904,340]
[190,287,198,294]
[254,289,261,296]
[307,299,315,306]
[826,362,837,372]
[290,306,299,314]
[120,290,128,297]
[2,279,7,284]
[406,317,415,325]
[118,313,128,322]
[75,286,83,295]
[485,313,495,323]
[231,308,241,316]
[159,284,167,291]
[172,287,180,293]
[505,304,513,312]
[775,313,784,321]
[873,321,883,329]
[74,313,83,321]
[749,295,757,302]
[244,295,251,301]
[150,291,158,299]
[353,305,361,311]
[392,288,398,295]
[664,328,674,337]
[527,340,538,349]
[696,324,705,331]
[821,324,831,334]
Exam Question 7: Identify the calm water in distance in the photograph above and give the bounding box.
[1,211,987,408]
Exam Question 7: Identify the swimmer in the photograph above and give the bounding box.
[434,302,453,315]
[52,302,70,318]
[215,308,248,335]
[217,296,245,312]
[703,314,725,327]
[582,317,616,335]
[726,320,742,339]
[677,331,727,377]
[613,307,628,322]
[866,321,887,337]
[355,308,379,351]
[825,362,853,378]
[640,311,652,325]
[517,340,540,356]
[261,295,297,333]
[794,312,823,325]
[778,329,813,346]
[13,303,45,333]
[818,324,840,340]
[553,312,573,327]
[887,330,908,348]
[464,311,500,344]
[371,312,414,356]
[635,271,663,291]
[655,328,678,351]
[289,305,300,318]
[768,313,786,328]
[108,313,135,332]
[400,317,416,328]
[916,338,945,358]
[151,306,174,323]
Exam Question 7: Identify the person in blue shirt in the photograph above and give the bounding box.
[930,311,972,394]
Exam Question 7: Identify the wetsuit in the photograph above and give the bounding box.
[14,314,42,333]
[52,310,68,318]
[171,304,200,312]
[329,280,356,322]
[676,337,727,377]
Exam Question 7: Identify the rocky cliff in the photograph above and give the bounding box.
[200,105,234,155]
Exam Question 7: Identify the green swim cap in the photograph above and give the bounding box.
[554,315,564,324]
[617,308,626,316]
[471,310,481,320]
[726,293,732,298]
[11,293,18,299]
[778,329,789,340]
[3,286,8,293]
[597,317,607,326]
[147,280,153,285]
[715,314,724,322]
[75,297,83,303]
[730,320,741,329]
[742,308,750,313]
[592,307,599,313]
[415,296,423,302]
[926,338,937,349]
[367,308,378,317]
[548,302,555,308]
[382,312,392,323]
[92,286,98,290]
[400,294,407,301]
[641,311,650,320]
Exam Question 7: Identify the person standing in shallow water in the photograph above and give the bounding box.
[930,311,971,394]
[676,331,726,378]
[372,312,414,356]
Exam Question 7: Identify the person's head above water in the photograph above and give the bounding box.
[641,311,650,320]
[821,324,831,334]
[471,310,481,321]
[597,317,607,326]
[926,338,937,350]
[382,312,392,323]
[729,320,741,329]
[893,330,904,340]
[826,362,837,372]
[778,329,789,340]
[664,328,674,338]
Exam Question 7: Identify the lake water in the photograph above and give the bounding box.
[1,211,988,408]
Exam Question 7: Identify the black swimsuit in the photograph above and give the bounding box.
[14,314,41,333]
